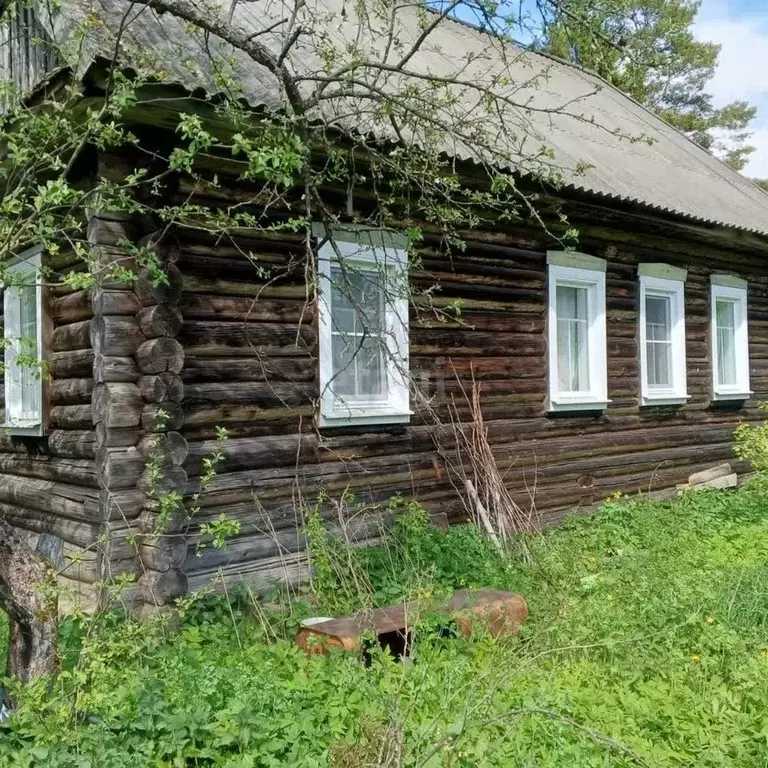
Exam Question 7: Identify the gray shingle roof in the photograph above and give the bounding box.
[49,0,768,236]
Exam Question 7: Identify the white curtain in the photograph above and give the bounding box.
[556,285,589,392]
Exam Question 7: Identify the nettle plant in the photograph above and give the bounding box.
[734,403,768,475]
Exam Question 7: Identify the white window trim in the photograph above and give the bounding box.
[638,272,689,406]
[710,278,751,401]
[316,226,410,427]
[3,245,45,436]
[547,254,608,412]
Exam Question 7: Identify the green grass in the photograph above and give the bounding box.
[5,484,768,766]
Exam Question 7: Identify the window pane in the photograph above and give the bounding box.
[357,335,384,396]
[645,296,670,342]
[645,295,672,389]
[716,299,737,387]
[329,264,387,399]
[331,267,384,335]
[556,285,589,392]
[19,284,38,416]
[331,334,356,396]
[646,340,672,388]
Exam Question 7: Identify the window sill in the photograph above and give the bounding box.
[319,409,412,428]
[640,394,690,407]
[712,390,752,402]
[548,399,610,413]
[3,422,44,436]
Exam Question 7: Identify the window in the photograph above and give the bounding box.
[4,246,45,434]
[316,225,410,427]
[547,252,608,411]
[710,276,750,400]
[638,265,688,406]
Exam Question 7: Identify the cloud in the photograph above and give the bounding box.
[694,0,768,178]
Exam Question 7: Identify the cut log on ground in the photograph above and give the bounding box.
[295,589,528,655]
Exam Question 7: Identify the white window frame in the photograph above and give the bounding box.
[638,265,688,406]
[710,275,751,401]
[547,252,608,412]
[316,225,410,427]
[4,245,45,435]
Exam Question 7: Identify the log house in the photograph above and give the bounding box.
[2,2,768,608]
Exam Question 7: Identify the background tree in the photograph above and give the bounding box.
[540,0,757,170]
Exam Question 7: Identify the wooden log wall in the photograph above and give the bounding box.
[8,150,768,603]
[87,210,154,609]
[134,243,190,611]
[85,204,193,611]
[4,200,187,611]
[172,203,768,594]
[0,243,102,609]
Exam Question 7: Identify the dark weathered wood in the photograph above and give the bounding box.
[52,320,91,352]
[178,320,312,356]
[179,293,312,323]
[90,316,146,357]
[10,159,768,605]
[54,291,93,324]
[50,378,94,405]
[0,454,97,486]
[0,476,98,521]
[47,430,96,459]
[138,567,188,605]
[94,355,140,383]
[137,536,187,571]
[0,504,99,549]
[185,551,308,594]
[51,349,94,379]
[185,434,316,475]
[95,422,141,451]
[99,521,141,563]
[86,213,134,246]
[139,373,184,403]
[182,275,307,300]
[183,402,312,428]
[92,383,142,428]
[136,338,185,374]
[92,288,142,317]
[135,264,183,306]
[137,304,183,338]
[138,464,188,497]
[182,356,314,383]
[95,447,145,490]
[98,488,146,522]
[138,503,188,534]
[50,405,93,430]
[183,381,312,407]
[142,402,184,432]
[138,431,189,465]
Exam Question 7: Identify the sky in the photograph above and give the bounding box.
[694,0,768,178]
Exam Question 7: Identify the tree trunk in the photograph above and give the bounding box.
[0,519,58,686]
